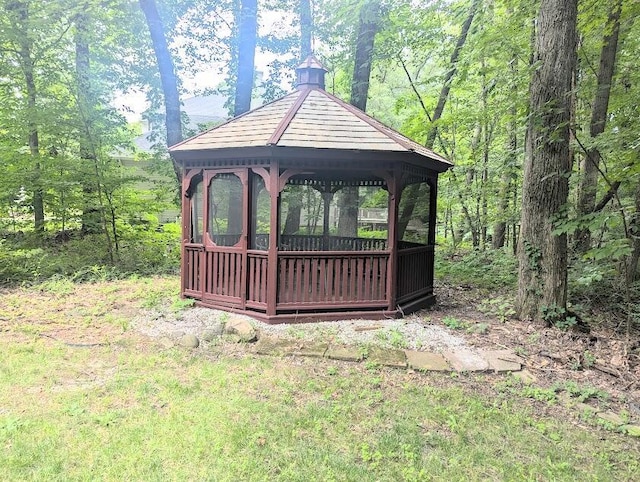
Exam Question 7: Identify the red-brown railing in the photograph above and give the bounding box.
[276,251,389,308]
[397,245,434,302]
[246,251,269,307]
[279,235,387,251]
[184,244,203,296]
[203,249,243,300]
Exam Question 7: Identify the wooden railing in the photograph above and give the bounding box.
[246,251,268,307]
[397,245,434,302]
[203,249,243,300]
[184,244,203,296]
[279,235,387,252]
[277,251,389,308]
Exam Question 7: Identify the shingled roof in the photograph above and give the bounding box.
[169,57,451,170]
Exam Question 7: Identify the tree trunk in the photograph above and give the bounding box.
[574,0,622,253]
[627,181,640,283]
[398,0,479,238]
[75,11,115,261]
[9,1,44,233]
[233,0,257,117]
[139,0,182,183]
[299,0,312,59]
[76,11,101,234]
[338,0,379,238]
[516,0,577,323]
[493,50,520,250]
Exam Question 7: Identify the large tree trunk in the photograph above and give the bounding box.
[139,0,182,183]
[233,0,257,117]
[338,0,379,238]
[398,0,479,238]
[574,0,622,253]
[516,0,577,323]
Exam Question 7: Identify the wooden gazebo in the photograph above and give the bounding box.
[169,56,452,323]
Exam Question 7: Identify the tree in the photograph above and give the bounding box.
[516,0,577,323]
[397,0,480,238]
[4,1,45,233]
[233,0,258,117]
[337,0,380,238]
[139,0,182,183]
[574,0,623,253]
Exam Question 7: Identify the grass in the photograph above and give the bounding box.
[1,277,640,481]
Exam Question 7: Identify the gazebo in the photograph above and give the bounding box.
[169,56,452,323]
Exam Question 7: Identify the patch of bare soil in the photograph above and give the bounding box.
[426,283,640,418]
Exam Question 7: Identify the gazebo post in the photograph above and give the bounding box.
[266,159,280,316]
[386,172,400,312]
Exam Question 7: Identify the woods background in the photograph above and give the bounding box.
[1,0,639,329]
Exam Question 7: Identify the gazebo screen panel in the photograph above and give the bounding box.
[250,173,270,250]
[397,181,434,302]
[278,176,389,252]
[208,173,243,247]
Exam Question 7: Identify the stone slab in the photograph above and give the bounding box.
[325,345,363,362]
[623,425,640,437]
[254,336,298,356]
[442,350,489,372]
[367,347,407,368]
[481,350,523,372]
[290,341,329,358]
[405,351,450,371]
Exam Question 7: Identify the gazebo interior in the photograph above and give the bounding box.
[170,56,451,323]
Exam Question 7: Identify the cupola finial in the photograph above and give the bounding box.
[295,54,328,90]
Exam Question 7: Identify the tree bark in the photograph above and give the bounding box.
[139,0,182,183]
[516,0,577,323]
[233,0,257,117]
[398,0,479,238]
[574,0,622,253]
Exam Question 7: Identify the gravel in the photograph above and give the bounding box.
[132,307,474,353]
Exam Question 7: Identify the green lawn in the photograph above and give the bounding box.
[1,277,639,481]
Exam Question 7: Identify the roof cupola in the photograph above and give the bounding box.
[295,54,328,90]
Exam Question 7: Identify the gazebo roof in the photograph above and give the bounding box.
[169,58,451,172]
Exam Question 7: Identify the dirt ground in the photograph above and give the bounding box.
[427,283,640,417]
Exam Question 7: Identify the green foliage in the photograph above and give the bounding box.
[435,250,518,289]
[540,304,577,331]
[441,316,467,330]
[478,296,516,322]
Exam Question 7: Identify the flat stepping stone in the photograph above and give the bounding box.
[481,350,523,372]
[289,341,329,358]
[254,336,298,356]
[325,345,363,362]
[367,347,407,368]
[405,351,450,371]
[442,350,489,372]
